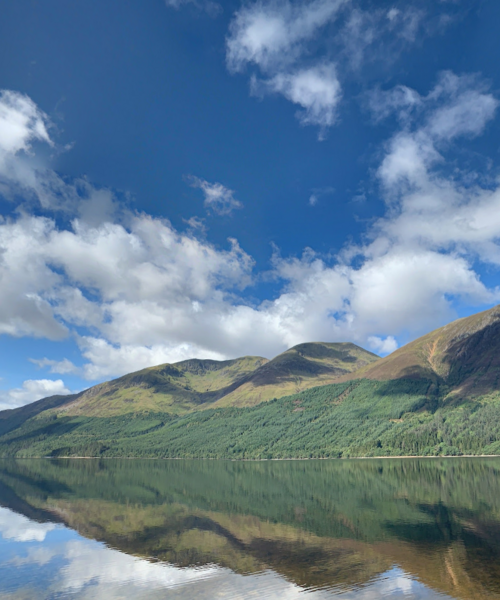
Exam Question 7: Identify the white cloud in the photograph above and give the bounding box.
[369,71,498,138]
[0,82,499,390]
[340,6,424,69]
[187,177,243,216]
[31,357,80,375]
[0,507,57,542]
[75,337,225,381]
[0,90,52,167]
[372,73,500,270]
[367,84,422,123]
[226,0,454,136]
[368,336,398,355]
[252,64,342,136]
[0,379,72,411]
[393,8,424,42]
[0,90,120,224]
[226,0,346,136]
[339,8,378,70]
[309,186,335,206]
[0,211,253,347]
[226,0,347,73]
[426,72,498,140]
[0,214,69,340]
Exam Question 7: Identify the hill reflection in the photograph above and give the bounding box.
[0,458,499,599]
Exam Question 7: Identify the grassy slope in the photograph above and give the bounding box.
[2,306,500,458]
[58,356,268,417]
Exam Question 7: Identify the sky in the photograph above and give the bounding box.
[1,0,500,409]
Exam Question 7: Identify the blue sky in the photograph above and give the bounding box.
[1,0,500,408]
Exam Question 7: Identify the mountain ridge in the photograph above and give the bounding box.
[2,305,500,458]
[0,341,379,425]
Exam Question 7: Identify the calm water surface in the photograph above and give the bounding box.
[0,458,499,599]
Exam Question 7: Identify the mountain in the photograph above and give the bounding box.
[1,306,500,458]
[340,305,500,397]
[211,342,379,408]
[35,342,379,418]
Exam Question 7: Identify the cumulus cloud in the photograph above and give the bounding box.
[1,82,500,388]
[74,337,225,381]
[370,73,500,271]
[0,379,72,411]
[0,90,119,223]
[225,0,451,136]
[187,176,243,216]
[226,0,346,137]
[0,211,253,345]
[0,90,52,167]
[368,336,398,355]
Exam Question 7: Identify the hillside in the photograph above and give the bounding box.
[2,305,500,458]
[27,341,378,419]
[211,342,379,407]
[341,305,500,397]
[2,375,500,458]
[58,355,268,417]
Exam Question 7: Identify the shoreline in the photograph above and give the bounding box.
[2,454,500,461]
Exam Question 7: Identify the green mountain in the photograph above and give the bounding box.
[1,306,500,458]
[7,341,377,421]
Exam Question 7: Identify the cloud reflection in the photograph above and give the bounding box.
[0,507,56,542]
[0,505,451,600]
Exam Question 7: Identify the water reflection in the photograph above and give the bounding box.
[0,458,498,599]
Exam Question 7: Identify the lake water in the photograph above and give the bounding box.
[0,458,499,599]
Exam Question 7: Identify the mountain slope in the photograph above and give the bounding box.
[212,342,379,407]
[3,305,500,458]
[58,356,268,417]
[340,305,500,396]
[0,393,80,437]
[47,342,378,417]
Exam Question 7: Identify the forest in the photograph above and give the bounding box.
[1,378,500,459]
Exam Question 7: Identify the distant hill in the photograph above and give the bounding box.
[0,342,379,434]
[36,342,378,418]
